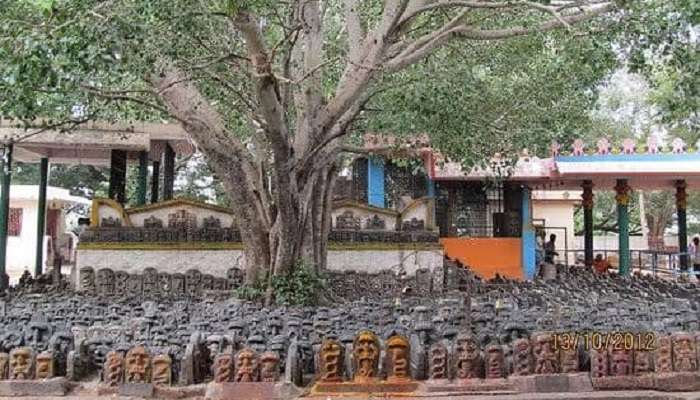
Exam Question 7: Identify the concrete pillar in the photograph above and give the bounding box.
[521,186,536,280]
[136,151,148,206]
[0,144,13,289]
[35,158,49,277]
[582,180,594,268]
[108,149,127,204]
[162,144,175,201]
[150,160,160,204]
[367,157,385,208]
[615,179,631,275]
[676,180,688,270]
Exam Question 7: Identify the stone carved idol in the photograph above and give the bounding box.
[142,268,159,297]
[125,345,152,383]
[259,351,280,382]
[655,335,673,373]
[234,348,259,382]
[114,271,129,294]
[0,353,8,379]
[384,335,411,382]
[428,343,449,380]
[608,347,632,376]
[511,338,533,376]
[672,332,698,372]
[96,268,115,296]
[352,330,380,382]
[634,349,653,375]
[559,345,579,373]
[9,347,34,380]
[318,339,345,383]
[590,348,609,378]
[35,351,54,379]
[103,351,124,387]
[151,354,172,386]
[79,267,96,293]
[484,343,505,379]
[213,353,234,383]
[453,333,482,379]
[532,333,558,374]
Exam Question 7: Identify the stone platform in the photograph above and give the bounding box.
[311,381,420,395]
[205,382,301,400]
[0,378,69,396]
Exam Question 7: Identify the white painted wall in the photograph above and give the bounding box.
[75,247,444,287]
[7,199,41,282]
[532,200,577,265]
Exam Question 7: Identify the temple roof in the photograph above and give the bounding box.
[0,119,194,165]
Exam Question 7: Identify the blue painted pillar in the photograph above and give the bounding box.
[426,177,436,198]
[521,186,536,280]
[367,157,385,208]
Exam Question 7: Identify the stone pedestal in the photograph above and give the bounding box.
[119,382,155,398]
[0,377,68,396]
[511,373,593,393]
[422,378,516,394]
[311,380,419,395]
[654,372,700,391]
[205,382,300,400]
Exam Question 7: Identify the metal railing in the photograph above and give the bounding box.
[562,249,700,279]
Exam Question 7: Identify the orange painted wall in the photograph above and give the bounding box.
[441,238,523,280]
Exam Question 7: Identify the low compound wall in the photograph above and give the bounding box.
[74,243,443,289]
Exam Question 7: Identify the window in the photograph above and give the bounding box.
[9,208,22,236]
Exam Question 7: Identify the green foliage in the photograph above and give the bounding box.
[271,259,326,306]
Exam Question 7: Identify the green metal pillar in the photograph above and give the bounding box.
[150,159,160,204]
[676,180,688,270]
[582,180,594,268]
[0,144,13,290]
[162,144,175,201]
[136,151,148,206]
[108,149,127,204]
[35,158,49,277]
[615,179,631,275]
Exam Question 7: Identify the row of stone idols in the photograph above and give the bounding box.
[326,268,437,300]
[0,347,57,380]
[79,266,245,298]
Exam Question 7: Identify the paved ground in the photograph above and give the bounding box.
[4,391,700,400]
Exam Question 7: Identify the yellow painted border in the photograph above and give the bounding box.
[126,198,235,216]
[90,198,133,227]
[77,241,442,251]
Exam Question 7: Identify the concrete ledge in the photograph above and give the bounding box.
[205,382,301,400]
[0,377,68,396]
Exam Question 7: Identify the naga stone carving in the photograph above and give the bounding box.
[634,349,653,375]
[226,268,244,290]
[202,216,221,229]
[9,347,34,380]
[318,339,345,383]
[532,333,558,374]
[352,330,380,382]
[234,348,259,382]
[0,353,8,379]
[125,345,152,383]
[590,348,609,378]
[384,335,411,382]
[213,353,234,383]
[428,343,449,380]
[511,338,533,376]
[336,211,361,230]
[559,345,579,373]
[185,269,202,297]
[79,267,96,293]
[672,332,698,372]
[151,354,172,386]
[655,335,673,373]
[259,351,280,382]
[157,273,172,294]
[168,210,197,230]
[103,351,124,387]
[101,217,122,228]
[115,271,129,294]
[402,218,425,232]
[365,215,386,230]
[609,347,632,376]
[483,343,504,380]
[35,351,54,379]
[171,273,186,295]
[453,333,482,379]
[143,268,159,297]
[143,216,163,229]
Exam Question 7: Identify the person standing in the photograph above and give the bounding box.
[690,236,700,281]
[544,234,558,264]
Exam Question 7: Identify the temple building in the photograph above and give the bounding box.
[0,121,698,287]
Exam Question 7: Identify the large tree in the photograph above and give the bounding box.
[1,0,619,284]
